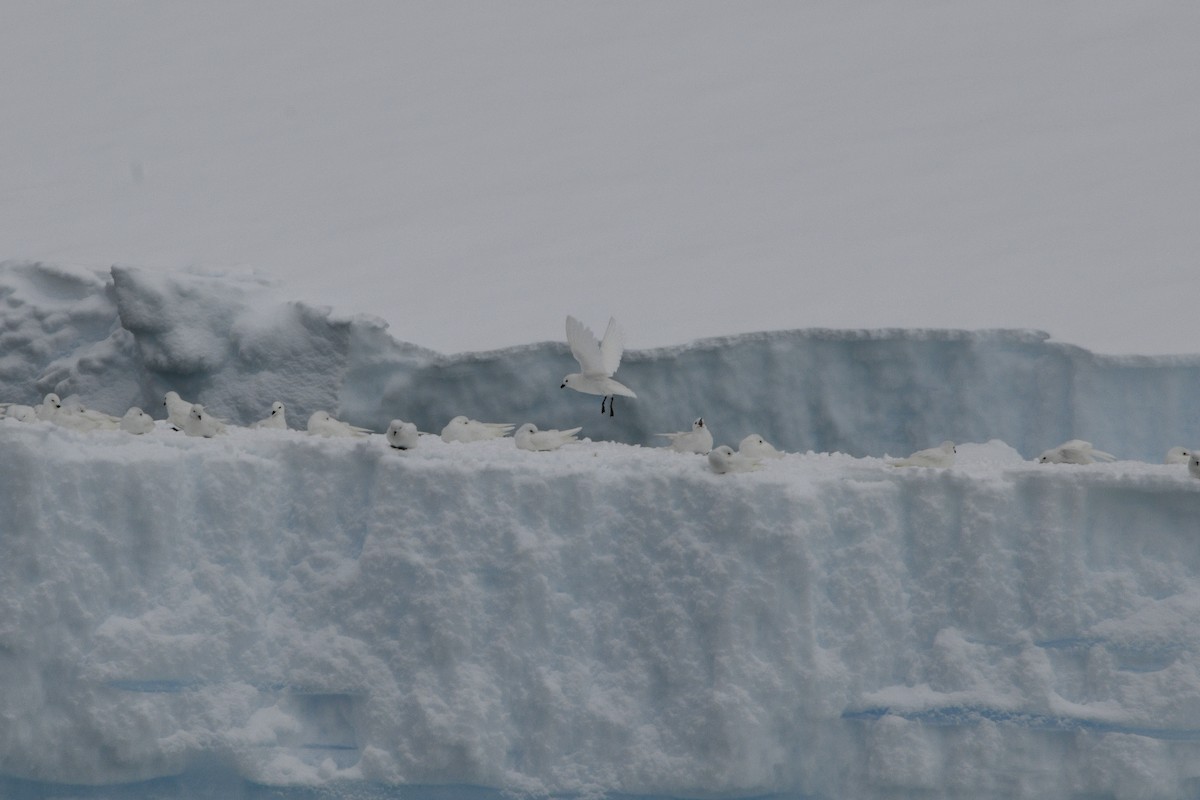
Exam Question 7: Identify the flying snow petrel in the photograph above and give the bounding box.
[560,315,636,417]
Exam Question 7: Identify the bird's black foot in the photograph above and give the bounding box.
[608,396,615,417]
[600,397,607,415]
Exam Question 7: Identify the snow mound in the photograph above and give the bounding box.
[0,261,434,428]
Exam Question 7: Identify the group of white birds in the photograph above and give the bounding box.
[555,316,782,474]
[844,438,1200,477]
[850,438,1200,476]
[4,315,1200,479]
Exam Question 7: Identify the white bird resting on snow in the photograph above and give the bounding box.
[52,399,121,432]
[162,391,195,430]
[183,404,227,438]
[440,415,514,443]
[48,405,96,432]
[708,445,762,474]
[1,404,38,423]
[739,433,784,460]
[120,407,156,435]
[386,419,420,450]
[1166,446,1193,465]
[890,440,957,468]
[657,418,713,455]
[1190,454,1200,480]
[35,393,62,421]
[514,422,582,452]
[252,401,288,430]
[307,410,371,437]
[560,315,636,417]
[1037,440,1116,465]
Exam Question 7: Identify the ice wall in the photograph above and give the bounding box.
[3,426,1200,800]
[3,260,1200,461]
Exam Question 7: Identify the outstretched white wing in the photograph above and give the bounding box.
[598,317,625,377]
[566,315,606,376]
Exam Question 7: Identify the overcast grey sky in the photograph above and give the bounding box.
[2,2,1198,354]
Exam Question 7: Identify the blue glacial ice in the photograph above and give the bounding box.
[4,261,1200,800]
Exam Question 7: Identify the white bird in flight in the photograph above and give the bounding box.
[560,316,636,417]
[514,422,582,451]
[1037,440,1116,465]
[657,418,713,455]
[890,440,956,468]
[440,415,514,443]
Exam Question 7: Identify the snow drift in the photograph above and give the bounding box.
[3,260,1199,462]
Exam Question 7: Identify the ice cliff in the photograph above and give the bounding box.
[3,427,1200,800]
[3,260,1199,461]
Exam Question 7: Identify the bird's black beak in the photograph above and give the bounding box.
[560,383,566,389]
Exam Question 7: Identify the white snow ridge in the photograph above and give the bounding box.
[6,262,1200,800]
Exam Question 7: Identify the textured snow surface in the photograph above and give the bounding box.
[3,261,1200,462]
[3,426,1200,800]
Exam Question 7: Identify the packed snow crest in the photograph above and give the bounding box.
[4,260,1200,461]
[5,260,1200,800]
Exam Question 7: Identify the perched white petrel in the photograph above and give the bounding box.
[708,445,762,474]
[514,422,582,452]
[386,419,420,450]
[253,401,288,430]
[657,418,713,455]
[890,441,957,468]
[440,416,514,443]
[1037,440,1116,465]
